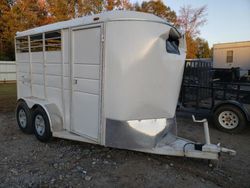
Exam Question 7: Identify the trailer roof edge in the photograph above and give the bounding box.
[16,10,178,37]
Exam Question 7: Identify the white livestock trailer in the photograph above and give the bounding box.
[15,11,235,160]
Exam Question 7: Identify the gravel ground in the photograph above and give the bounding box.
[0,84,250,187]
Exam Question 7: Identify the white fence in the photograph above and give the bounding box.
[0,61,16,82]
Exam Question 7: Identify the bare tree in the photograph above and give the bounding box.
[176,5,207,38]
[176,5,207,58]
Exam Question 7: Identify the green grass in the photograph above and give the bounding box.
[0,83,17,112]
[0,83,16,96]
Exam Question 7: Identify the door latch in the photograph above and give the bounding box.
[74,79,78,84]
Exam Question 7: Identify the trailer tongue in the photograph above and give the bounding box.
[105,115,235,160]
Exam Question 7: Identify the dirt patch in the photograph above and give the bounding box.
[0,84,249,187]
[1,112,250,188]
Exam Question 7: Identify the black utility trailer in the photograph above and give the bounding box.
[180,59,250,133]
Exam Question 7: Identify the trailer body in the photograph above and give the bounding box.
[15,11,235,160]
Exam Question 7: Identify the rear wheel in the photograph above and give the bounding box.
[33,106,52,142]
[16,101,33,134]
[213,105,246,133]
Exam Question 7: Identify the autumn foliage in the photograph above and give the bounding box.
[0,0,210,60]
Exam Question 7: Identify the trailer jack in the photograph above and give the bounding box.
[192,115,236,156]
[141,116,237,160]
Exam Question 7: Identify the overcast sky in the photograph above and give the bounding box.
[131,0,250,47]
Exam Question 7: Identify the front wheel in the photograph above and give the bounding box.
[33,106,52,142]
[16,101,33,134]
[213,105,247,133]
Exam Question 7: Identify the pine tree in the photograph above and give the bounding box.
[195,37,211,58]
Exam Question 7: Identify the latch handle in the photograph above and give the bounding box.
[74,79,77,84]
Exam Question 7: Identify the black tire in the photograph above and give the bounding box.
[16,101,33,134]
[33,106,52,142]
[213,105,247,134]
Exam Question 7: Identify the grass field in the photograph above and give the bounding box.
[0,83,17,112]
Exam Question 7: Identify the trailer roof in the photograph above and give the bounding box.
[16,10,172,37]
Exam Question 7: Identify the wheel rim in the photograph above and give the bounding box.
[35,115,45,136]
[218,110,239,129]
[18,109,27,128]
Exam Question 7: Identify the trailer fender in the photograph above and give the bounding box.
[17,98,63,132]
[212,100,250,122]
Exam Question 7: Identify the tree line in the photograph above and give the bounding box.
[0,0,211,60]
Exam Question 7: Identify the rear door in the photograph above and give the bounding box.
[71,25,102,142]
